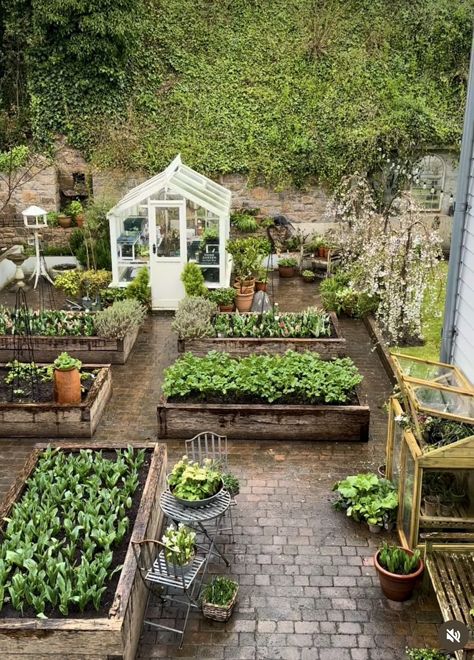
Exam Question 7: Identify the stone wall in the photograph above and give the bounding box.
[0,161,59,224]
[0,226,75,249]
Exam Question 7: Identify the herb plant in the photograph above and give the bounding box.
[231,212,258,233]
[94,299,147,339]
[207,288,236,306]
[172,296,216,340]
[222,472,240,496]
[212,307,331,339]
[168,456,222,501]
[0,447,145,617]
[162,350,363,404]
[161,524,196,566]
[406,649,450,660]
[279,257,298,268]
[201,576,238,606]
[378,543,421,575]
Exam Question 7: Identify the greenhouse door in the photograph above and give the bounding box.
[149,201,186,309]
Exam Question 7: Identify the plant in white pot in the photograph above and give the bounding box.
[161,524,197,576]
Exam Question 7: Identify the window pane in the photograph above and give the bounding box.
[156,207,180,257]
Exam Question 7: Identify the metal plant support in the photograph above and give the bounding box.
[9,288,40,402]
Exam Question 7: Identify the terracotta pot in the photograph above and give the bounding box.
[235,291,254,312]
[58,214,72,228]
[75,214,85,228]
[374,548,424,602]
[318,247,329,259]
[255,281,267,292]
[234,278,255,292]
[219,304,234,312]
[53,367,81,405]
[278,266,295,278]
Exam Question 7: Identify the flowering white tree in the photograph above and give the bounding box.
[326,175,442,345]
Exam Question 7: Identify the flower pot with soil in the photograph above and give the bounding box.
[53,351,82,405]
[208,287,236,313]
[235,291,254,312]
[374,543,424,602]
[278,257,298,278]
[162,524,197,576]
[167,456,224,508]
[202,576,239,622]
[58,213,72,228]
[301,269,316,283]
[66,200,84,228]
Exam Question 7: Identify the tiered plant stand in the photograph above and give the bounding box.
[178,312,346,359]
[0,326,139,364]
[0,365,112,438]
[0,442,167,660]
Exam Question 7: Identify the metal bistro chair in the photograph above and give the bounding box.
[132,538,207,648]
[185,431,235,541]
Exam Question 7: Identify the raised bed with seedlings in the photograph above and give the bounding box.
[0,356,112,438]
[158,350,370,441]
[0,442,166,660]
[174,303,346,358]
[0,300,146,364]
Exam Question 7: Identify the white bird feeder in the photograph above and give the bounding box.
[21,205,48,229]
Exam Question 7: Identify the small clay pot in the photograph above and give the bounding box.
[75,214,85,228]
[235,291,254,312]
[278,266,295,278]
[219,304,234,312]
[374,548,424,602]
[234,279,255,294]
[439,502,454,517]
[255,281,267,292]
[318,247,329,259]
[58,214,72,228]
[54,367,81,405]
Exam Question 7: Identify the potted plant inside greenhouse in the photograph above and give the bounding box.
[374,543,424,601]
[201,576,239,622]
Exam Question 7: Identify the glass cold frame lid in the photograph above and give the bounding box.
[394,355,470,390]
[409,382,474,419]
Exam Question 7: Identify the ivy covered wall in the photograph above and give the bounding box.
[0,0,472,187]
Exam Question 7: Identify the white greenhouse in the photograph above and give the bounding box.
[107,155,232,309]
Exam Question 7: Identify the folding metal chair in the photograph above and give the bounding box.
[184,431,235,541]
[132,538,207,648]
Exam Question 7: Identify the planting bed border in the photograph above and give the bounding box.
[0,365,112,438]
[178,312,346,358]
[0,442,167,660]
[0,326,139,365]
[158,391,370,442]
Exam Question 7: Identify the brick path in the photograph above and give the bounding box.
[0,278,441,659]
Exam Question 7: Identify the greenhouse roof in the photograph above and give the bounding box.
[107,155,231,217]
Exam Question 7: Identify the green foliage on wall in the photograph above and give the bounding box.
[0,0,472,185]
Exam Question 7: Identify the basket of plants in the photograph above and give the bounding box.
[374,543,424,601]
[201,576,239,622]
[167,456,224,508]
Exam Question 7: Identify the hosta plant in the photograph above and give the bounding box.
[0,447,145,617]
[168,456,222,501]
[161,524,196,566]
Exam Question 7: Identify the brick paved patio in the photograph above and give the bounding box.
[0,277,442,659]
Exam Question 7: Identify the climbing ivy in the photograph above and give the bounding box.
[0,0,472,186]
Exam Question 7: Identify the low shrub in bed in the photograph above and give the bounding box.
[162,350,362,404]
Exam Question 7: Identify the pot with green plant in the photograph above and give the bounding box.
[201,576,239,621]
[58,212,72,229]
[167,456,224,507]
[208,287,236,312]
[53,351,82,405]
[67,200,85,228]
[302,269,316,283]
[318,238,331,259]
[161,524,197,576]
[255,267,268,292]
[278,257,298,278]
[374,543,424,601]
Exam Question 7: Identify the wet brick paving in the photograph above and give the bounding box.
[0,277,441,659]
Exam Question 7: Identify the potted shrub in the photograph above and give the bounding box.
[167,456,223,507]
[46,211,59,227]
[66,200,85,228]
[57,211,72,228]
[255,267,269,292]
[181,262,207,297]
[318,238,331,259]
[302,269,316,283]
[374,543,424,601]
[227,237,270,306]
[278,257,298,278]
[53,351,82,404]
[161,524,197,576]
[208,287,236,312]
[201,576,239,621]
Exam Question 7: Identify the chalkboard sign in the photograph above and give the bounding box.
[199,252,219,265]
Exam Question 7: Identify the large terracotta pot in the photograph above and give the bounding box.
[374,548,424,602]
[278,266,295,278]
[234,278,255,293]
[58,214,72,228]
[235,291,254,312]
[54,367,81,405]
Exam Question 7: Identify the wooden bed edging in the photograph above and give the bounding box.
[0,364,112,438]
[0,326,139,365]
[362,315,397,386]
[177,312,346,358]
[157,395,370,442]
[0,442,167,660]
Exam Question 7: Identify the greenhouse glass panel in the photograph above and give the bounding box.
[410,383,474,419]
[402,448,415,542]
[391,420,404,488]
[395,355,467,388]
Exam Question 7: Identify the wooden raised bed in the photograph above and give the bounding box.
[0,442,167,660]
[0,326,139,365]
[157,393,370,442]
[178,312,346,358]
[0,365,112,438]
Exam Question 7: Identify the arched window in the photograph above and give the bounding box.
[411,155,445,211]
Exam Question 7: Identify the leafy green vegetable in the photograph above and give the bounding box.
[163,350,362,404]
[333,473,398,527]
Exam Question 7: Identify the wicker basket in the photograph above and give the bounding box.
[202,586,239,622]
